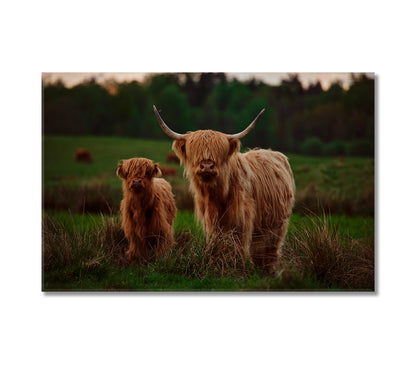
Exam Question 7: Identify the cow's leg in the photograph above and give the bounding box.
[250,219,290,273]
[249,231,267,269]
[240,216,254,260]
[262,219,290,273]
[126,240,140,263]
[224,207,254,261]
[126,236,148,264]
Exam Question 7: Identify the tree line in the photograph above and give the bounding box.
[43,73,374,156]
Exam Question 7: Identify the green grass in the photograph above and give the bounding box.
[289,153,374,194]
[43,210,200,235]
[44,210,374,243]
[289,154,374,215]
[42,135,375,292]
[43,135,374,215]
[43,135,175,183]
[43,267,326,292]
[43,135,191,212]
[288,214,374,242]
[43,136,373,190]
[42,211,374,292]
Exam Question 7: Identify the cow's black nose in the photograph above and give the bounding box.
[132,178,142,185]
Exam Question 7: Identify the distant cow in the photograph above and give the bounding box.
[117,158,177,264]
[159,166,177,177]
[154,105,295,271]
[75,148,92,163]
[166,152,180,164]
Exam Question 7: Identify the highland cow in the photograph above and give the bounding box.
[166,152,180,164]
[75,148,92,163]
[159,166,177,177]
[117,157,177,264]
[153,105,295,271]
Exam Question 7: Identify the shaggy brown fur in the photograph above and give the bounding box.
[75,148,92,163]
[172,130,295,272]
[117,158,177,264]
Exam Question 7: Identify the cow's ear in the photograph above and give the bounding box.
[153,163,162,178]
[173,139,187,161]
[228,139,240,156]
[117,162,126,179]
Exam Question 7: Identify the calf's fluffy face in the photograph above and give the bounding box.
[173,130,240,183]
[117,158,161,192]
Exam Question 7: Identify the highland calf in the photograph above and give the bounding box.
[154,105,295,271]
[117,158,177,264]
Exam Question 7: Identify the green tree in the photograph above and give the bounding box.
[157,84,191,133]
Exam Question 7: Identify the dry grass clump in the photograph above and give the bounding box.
[43,182,120,213]
[157,228,255,280]
[202,230,254,278]
[281,215,374,290]
[42,215,128,274]
[43,215,254,284]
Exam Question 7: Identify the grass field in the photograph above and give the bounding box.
[42,136,375,292]
[43,135,374,215]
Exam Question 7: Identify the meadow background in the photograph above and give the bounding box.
[42,73,374,291]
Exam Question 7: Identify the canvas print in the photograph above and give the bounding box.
[42,72,375,292]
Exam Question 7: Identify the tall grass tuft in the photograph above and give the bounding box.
[42,212,374,291]
[42,214,128,281]
[149,228,255,280]
[281,215,374,290]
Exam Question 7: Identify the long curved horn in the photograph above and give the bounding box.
[153,105,186,140]
[227,108,265,140]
